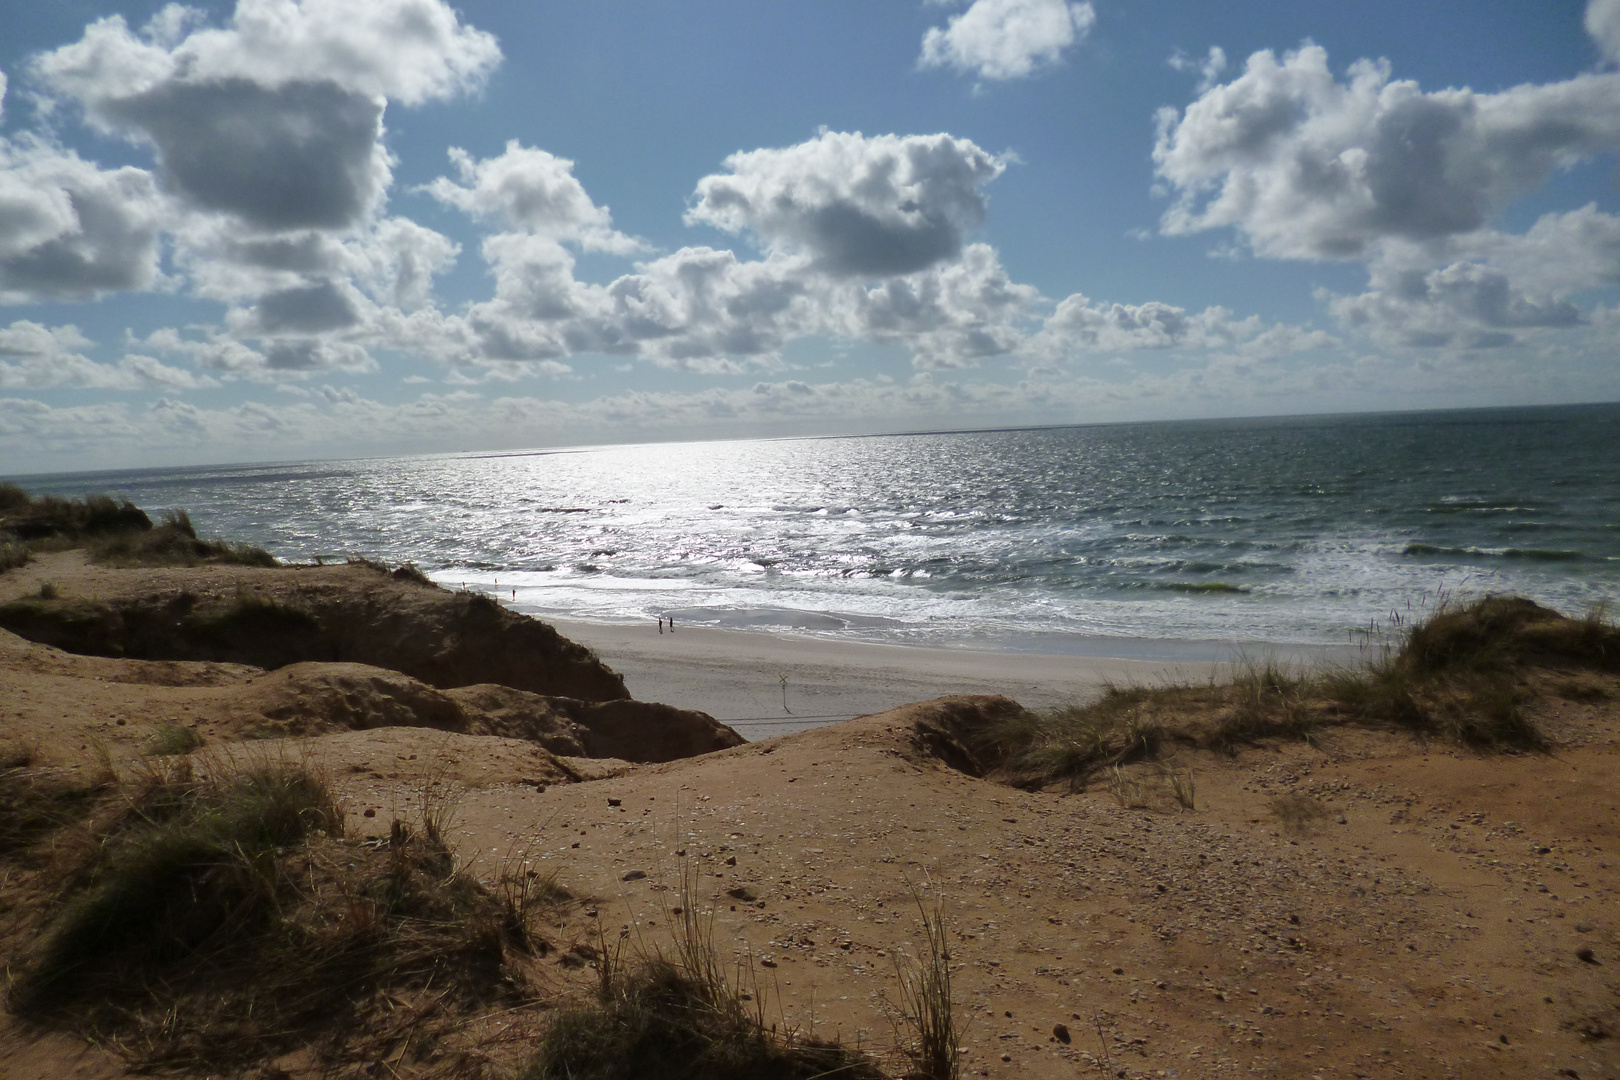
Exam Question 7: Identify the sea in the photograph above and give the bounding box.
[12,403,1620,659]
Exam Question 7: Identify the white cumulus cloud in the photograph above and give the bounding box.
[1168,46,1228,93]
[426,141,641,254]
[0,136,164,302]
[1153,43,1620,261]
[1326,261,1582,349]
[919,0,1095,82]
[1032,293,1335,357]
[0,319,221,389]
[33,0,499,110]
[1589,0,1620,63]
[687,130,1004,278]
[849,243,1039,367]
[32,0,499,233]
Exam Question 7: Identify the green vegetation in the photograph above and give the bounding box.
[3,760,552,1073]
[89,508,278,567]
[141,724,204,757]
[0,486,276,568]
[347,555,437,586]
[0,487,150,543]
[944,596,1619,793]
[8,762,345,1016]
[0,538,26,573]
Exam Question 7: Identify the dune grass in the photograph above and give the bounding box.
[526,956,884,1080]
[523,857,882,1080]
[346,554,437,586]
[0,486,275,567]
[2,757,557,1073]
[0,766,106,857]
[890,890,962,1080]
[948,596,1618,794]
[7,761,346,1016]
[0,489,151,542]
[141,724,204,757]
[87,508,278,567]
[0,538,26,573]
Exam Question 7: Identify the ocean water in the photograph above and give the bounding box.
[14,403,1620,655]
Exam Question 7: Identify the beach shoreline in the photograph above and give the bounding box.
[541,615,1357,740]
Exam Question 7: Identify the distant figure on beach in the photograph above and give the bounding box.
[658,617,664,633]
[669,616,675,632]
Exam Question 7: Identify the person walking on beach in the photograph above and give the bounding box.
[658,616,664,633]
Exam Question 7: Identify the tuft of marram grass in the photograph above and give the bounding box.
[0,489,151,543]
[345,555,435,586]
[891,890,963,1080]
[89,514,277,568]
[525,957,883,1080]
[8,762,344,1015]
[0,484,274,566]
[945,596,1611,794]
[5,758,559,1074]
[0,767,106,856]
[142,724,204,757]
[524,853,881,1080]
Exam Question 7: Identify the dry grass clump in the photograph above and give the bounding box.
[945,596,1615,794]
[0,482,29,513]
[890,891,962,1080]
[1104,762,1197,811]
[1399,596,1619,673]
[7,762,346,1018]
[0,766,106,858]
[525,957,881,1080]
[1314,595,1605,749]
[523,861,881,1080]
[1270,793,1331,835]
[3,760,554,1074]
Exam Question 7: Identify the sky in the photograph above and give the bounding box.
[2,0,1619,474]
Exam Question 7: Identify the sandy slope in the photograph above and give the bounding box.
[402,700,1618,1080]
[2,552,1617,1079]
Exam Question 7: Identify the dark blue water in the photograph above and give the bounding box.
[13,403,1619,649]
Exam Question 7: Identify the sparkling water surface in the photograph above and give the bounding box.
[15,403,1620,654]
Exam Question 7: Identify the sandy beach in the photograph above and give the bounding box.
[544,617,1353,740]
